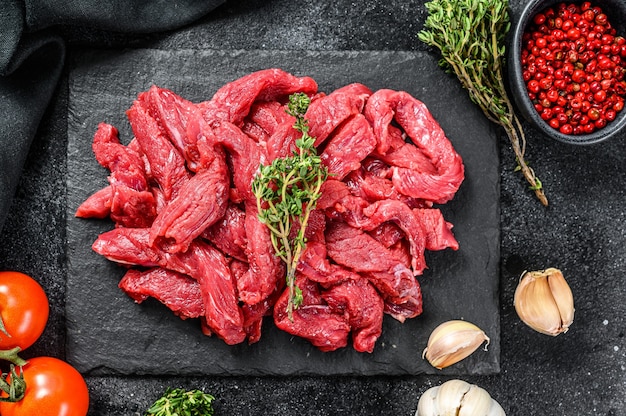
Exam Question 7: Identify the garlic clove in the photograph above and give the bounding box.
[435,379,470,413]
[422,320,490,370]
[416,380,506,416]
[488,399,507,416]
[416,379,469,415]
[514,268,574,336]
[547,268,575,331]
[459,384,506,416]
[458,384,492,416]
[415,385,439,416]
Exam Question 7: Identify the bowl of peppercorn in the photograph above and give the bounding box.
[508,0,626,144]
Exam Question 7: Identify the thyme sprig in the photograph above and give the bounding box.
[144,388,215,416]
[252,93,329,320]
[418,0,548,206]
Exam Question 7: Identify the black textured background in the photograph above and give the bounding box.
[1,0,625,414]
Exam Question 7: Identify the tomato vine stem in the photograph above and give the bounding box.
[0,347,26,367]
[0,365,26,402]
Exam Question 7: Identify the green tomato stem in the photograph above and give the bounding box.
[0,347,27,367]
[0,364,27,402]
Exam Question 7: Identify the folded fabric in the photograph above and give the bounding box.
[0,0,225,233]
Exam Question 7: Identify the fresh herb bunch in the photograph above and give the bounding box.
[418,0,548,206]
[144,388,215,416]
[252,92,329,320]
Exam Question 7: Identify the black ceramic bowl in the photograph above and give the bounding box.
[508,0,626,145]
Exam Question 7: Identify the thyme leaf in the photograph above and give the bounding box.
[419,0,548,206]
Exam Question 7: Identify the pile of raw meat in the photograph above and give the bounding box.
[76,68,464,353]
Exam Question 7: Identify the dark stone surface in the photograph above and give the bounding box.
[0,0,624,414]
[65,48,499,377]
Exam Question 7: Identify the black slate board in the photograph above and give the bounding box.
[66,49,500,376]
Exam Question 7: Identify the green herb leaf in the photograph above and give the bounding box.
[144,388,215,416]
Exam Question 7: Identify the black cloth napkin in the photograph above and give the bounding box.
[0,0,225,234]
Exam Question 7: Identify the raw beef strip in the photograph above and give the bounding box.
[306,83,371,146]
[174,241,245,344]
[265,118,301,161]
[240,120,268,146]
[297,241,334,284]
[368,222,405,248]
[414,208,459,251]
[92,228,157,266]
[119,268,205,319]
[92,122,149,191]
[109,185,158,228]
[325,220,408,274]
[331,82,374,98]
[199,68,318,126]
[322,277,384,353]
[376,140,438,175]
[226,258,275,344]
[325,221,423,322]
[297,241,361,287]
[87,123,156,227]
[241,283,284,344]
[292,210,338,285]
[344,160,404,203]
[367,269,423,322]
[75,185,156,228]
[127,137,156,189]
[320,114,376,180]
[138,87,199,168]
[273,276,350,352]
[148,152,229,252]
[329,195,428,275]
[241,100,291,146]
[364,89,464,204]
[307,208,328,240]
[387,240,413,269]
[201,202,248,261]
[75,186,112,219]
[185,108,239,174]
[361,199,428,274]
[92,228,246,345]
[126,100,190,201]
[316,179,352,210]
[210,120,265,202]
[237,202,285,305]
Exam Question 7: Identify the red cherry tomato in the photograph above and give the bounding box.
[0,357,89,416]
[0,271,49,350]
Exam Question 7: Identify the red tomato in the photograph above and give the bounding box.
[0,271,49,350]
[0,357,89,416]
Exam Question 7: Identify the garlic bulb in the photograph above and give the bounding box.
[416,379,505,416]
[422,320,490,369]
[514,268,574,336]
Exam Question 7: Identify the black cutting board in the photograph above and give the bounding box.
[66,49,500,376]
